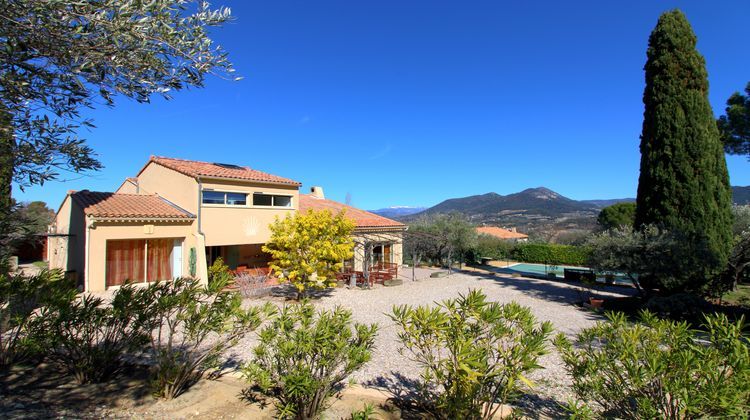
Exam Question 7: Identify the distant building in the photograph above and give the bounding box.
[476,226,528,242]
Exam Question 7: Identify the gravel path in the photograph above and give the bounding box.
[229,267,635,415]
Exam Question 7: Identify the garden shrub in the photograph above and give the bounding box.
[243,302,377,420]
[466,234,514,263]
[39,283,155,384]
[208,256,234,288]
[390,289,553,420]
[555,311,750,418]
[510,243,591,266]
[643,293,711,323]
[0,269,73,371]
[147,276,268,399]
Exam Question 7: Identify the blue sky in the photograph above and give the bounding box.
[14,1,750,210]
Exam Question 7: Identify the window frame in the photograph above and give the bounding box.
[252,192,293,208]
[201,190,248,206]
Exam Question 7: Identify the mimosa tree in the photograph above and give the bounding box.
[263,210,355,299]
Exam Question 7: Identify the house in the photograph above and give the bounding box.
[47,156,405,292]
[299,188,406,273]
[476,226,529,242]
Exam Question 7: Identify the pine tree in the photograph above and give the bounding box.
[634,10,733,293]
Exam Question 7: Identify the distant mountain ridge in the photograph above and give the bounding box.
[369,206,427,218]
[734,186,750,205]
[406,187,597,221]
[396,185,750,223]
[580,198,636,208]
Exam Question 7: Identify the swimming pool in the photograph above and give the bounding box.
[501,263,634,286]
[505,263,587,278]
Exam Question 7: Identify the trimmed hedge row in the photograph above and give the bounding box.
[509,243,591,266]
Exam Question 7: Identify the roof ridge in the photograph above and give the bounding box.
[154,194,196,218]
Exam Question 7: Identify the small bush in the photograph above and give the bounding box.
[208,257,234,288]
[349,403,375,420]
[0,269,72,371]
[147,276,268,399]
[469,235,514,263]
[243,302,377,420]
[40,284,155,384]
[390,289,553,420]
[555,311,750,418]
[643,293,711,323]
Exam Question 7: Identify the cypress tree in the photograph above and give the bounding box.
[634,10,733,293]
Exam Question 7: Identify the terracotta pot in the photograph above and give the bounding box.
[589,297,604,308]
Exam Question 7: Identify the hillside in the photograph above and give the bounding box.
[733,186,750,205]
[369,206,426,218]
[397,186,750,241]
[408,187,596,220]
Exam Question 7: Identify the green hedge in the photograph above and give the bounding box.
[510,243,591,266]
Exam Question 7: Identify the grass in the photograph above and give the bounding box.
[32,261,48,269]
[722,284,750,308]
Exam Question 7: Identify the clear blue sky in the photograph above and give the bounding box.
[14,1,750,210]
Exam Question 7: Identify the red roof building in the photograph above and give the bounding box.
[299,194,405,230]
[476,226,529,241]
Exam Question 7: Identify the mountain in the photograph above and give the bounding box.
[411,187,595,219]
[733,186,750,205]
[369,206,427,219]
[394,186,750,241]
[580,198,636,208]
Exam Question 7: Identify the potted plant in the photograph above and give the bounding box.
[604,273,616,285]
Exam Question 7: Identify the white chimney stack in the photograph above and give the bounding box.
[310,186,325,199]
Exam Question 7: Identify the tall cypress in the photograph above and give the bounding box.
[635,10,733,293]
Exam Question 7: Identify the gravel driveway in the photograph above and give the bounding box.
[230,267,635,415]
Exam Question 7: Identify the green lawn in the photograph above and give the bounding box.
[31,260,48,269]
[722,284,750,308]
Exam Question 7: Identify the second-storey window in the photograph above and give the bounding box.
[202,191,247,206]
[253,193,293,207]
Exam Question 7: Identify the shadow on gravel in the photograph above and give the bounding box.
[454,267,636,307]
[364,371,569,419]
[515,393,570,419]
[0,362,152,418]
[364,372,427,419]
[269,283,335,300]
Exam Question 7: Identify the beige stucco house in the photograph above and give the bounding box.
[48,156,406,292]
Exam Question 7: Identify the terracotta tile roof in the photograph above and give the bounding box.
[70,190,195,220]
[476,226,528,239]
[299,194,406,229]
[145,156,301,186]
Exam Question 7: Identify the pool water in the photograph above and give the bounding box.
[503,263,634,286]
[506,263,587,277]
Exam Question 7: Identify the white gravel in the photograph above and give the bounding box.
[228,267,636,413]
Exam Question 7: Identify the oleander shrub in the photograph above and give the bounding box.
[39,283,155,384]
[147,276,269,399]
[208,257,234,288]
[390,289,553,420]
[242,302,377,420]
[555,311,750,418]
[0,269,73,371]
[510,243,591,266]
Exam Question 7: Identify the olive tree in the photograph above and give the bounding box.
[0,0,238,267]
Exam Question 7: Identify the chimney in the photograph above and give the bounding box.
[310,186,325,199]
[511,227,517,233]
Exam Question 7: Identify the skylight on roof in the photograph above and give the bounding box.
[213,162,244,170]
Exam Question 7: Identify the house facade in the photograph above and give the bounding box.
[48,156,406,292]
